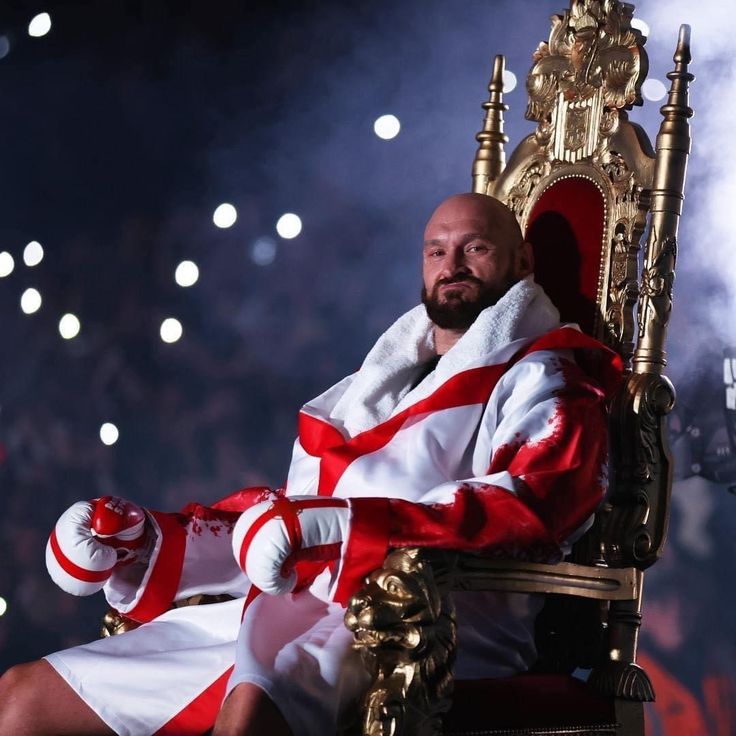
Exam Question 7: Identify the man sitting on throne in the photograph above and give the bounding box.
[0,193,620,735]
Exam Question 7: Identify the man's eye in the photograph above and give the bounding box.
[467,244,488,253]
[428,249,444,258]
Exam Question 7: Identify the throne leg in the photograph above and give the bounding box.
[588,596,654,702]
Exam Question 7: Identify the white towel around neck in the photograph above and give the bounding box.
[329,275,560,437]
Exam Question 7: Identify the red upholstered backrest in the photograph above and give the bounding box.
[524,177,606,337]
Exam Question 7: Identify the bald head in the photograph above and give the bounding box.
[424,193,523,249]
[421,193,533,345]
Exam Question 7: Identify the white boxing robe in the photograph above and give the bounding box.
[44,277,622,735]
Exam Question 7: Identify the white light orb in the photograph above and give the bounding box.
[175,260,199,287]
[20,288,42,314]
[276,213,302,239]
[99,422,119,446]
[28,12,51,38]
[59,313,81,340]
[373,114,401,140]
[0,596,7,617]
[213,203,237,229]
[251,237,277,266]
[23,241,44,267]
[0,36,10,60]
[631,18,650,38]
[0,251,14,277]
[503,70,517,93]
[642,78,667,102]
[160,317,183,344]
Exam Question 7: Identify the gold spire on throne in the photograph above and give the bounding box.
[472,54,508,195]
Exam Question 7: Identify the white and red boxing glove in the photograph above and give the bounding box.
[232,495,350,595]
[46,496,150,597]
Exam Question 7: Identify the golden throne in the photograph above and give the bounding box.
[345,2,693,735]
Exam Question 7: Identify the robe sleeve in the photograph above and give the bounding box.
[103,487,277,623]
[331,348,617,605]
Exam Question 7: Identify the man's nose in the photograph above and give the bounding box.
[441,249,470,277]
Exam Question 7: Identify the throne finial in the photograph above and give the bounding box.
[633,24,693,374]
[472,54,508,195]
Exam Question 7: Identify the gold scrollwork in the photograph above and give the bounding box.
[640,235,677,330]
[345,549,457,736]
[526,0,646,163]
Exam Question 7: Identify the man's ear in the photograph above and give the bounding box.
[517,241,534,278]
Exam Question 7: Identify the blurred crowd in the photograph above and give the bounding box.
[0,187,419,669]
[1,221,735,733]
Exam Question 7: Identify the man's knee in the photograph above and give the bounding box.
[0,659,113,735]
[0,661,44,729]
[214,682,292,736]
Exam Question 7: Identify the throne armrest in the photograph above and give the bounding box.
[345,551,651,736]
[450,557,640,599]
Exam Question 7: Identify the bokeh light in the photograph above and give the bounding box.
[160,317,183,343]
[642,78,667,101]
[251,237,277,266]
[373,114,401,140]
[213,203,237,229]
[503,70,517,93]
[20,288,42,314]
[23,241,44,267]
[175,260,199,287]
[0,597,7,617]
[59,313,81,340]
[0,251,14,277]
[631,18,650,38]
[99,422,119,446]
[0,36,10,60]
[276,213,302,239]
[28,12,51,38]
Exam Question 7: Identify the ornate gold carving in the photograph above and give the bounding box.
[507,157,552,216]
[481,2,654,365]
[345,549,457,736]
[526,0,646,163]
[100,609,140,638]
[100,594,235,638]
[603,371,676,570]
[639,233,676,332]
[633,24,693,374]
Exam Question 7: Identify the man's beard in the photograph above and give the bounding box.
[421,274,516,330]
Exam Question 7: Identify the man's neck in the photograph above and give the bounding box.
[433,326,467,356]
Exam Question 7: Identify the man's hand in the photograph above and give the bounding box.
[231,496,350,595]
[46,496,151,596]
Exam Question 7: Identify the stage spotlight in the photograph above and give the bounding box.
[28,12,51,38]
[0,251,14,277]
[251,237,277,266]
[160,317,183,343]
[59,313,81,340]
[23,241,44,267]
[642,78,667,101]
[99,422,119,446]
[0,36,10,60]
[276,213,302,239]
[213,203,237,229]
[175,260,199,287]
[631,18,650,38]
[20,288,42,314]
[503,70,517,93]
[373,114,401,140]
[0,597,6,617]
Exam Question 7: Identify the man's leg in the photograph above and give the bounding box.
[213,683,292,736]
[0,659,114,735]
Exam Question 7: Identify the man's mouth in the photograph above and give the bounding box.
[437,279,479,296]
